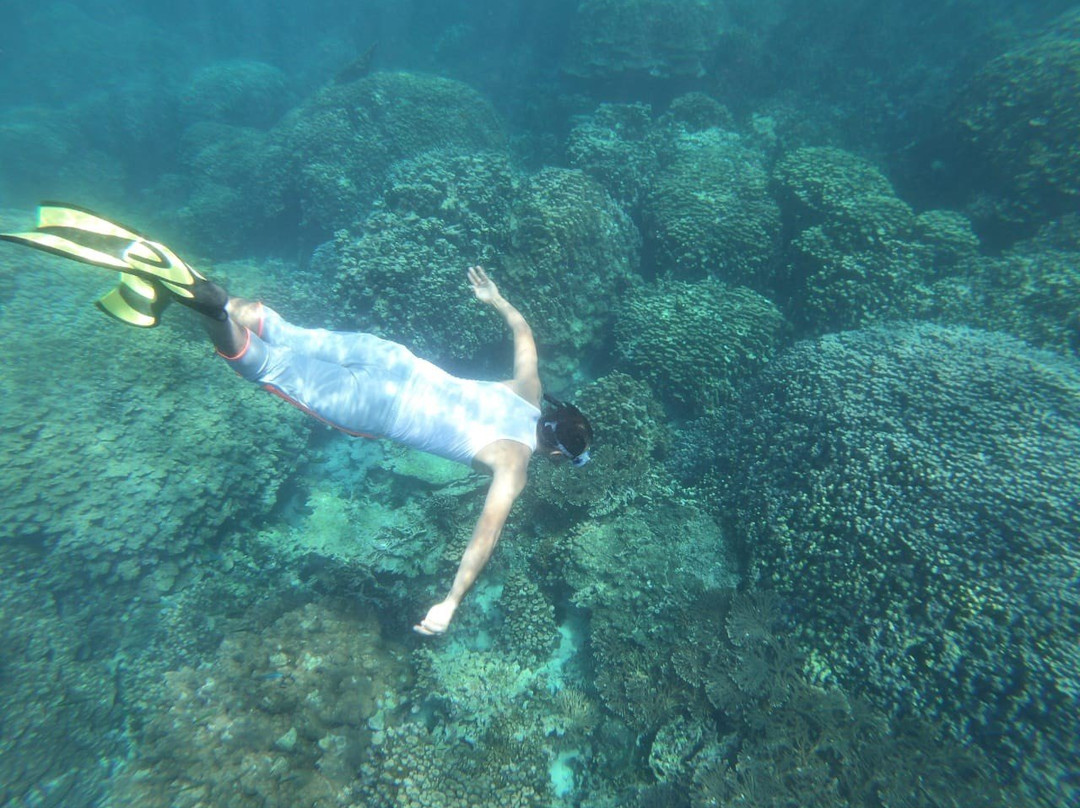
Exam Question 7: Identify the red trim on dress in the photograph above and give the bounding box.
[216,326,251,361]
[262,385,378,439]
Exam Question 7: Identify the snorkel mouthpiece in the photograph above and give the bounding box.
[571,448,591,467]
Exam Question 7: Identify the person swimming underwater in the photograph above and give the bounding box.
[0,203,593,635]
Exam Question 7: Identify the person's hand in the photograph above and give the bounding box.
[414,599,457,636]
[468,265,500,305]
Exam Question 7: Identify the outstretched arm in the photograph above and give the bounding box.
[414,465,526,635]
[468,266,541,405]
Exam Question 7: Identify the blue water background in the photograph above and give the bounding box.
[1,2,1078,807]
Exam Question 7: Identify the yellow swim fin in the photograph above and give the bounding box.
[95,274,171,328]
[0,203,205,297]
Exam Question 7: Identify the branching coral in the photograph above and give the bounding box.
[494,568,560,669]
[357,721,551,808]
[111,601,410,808]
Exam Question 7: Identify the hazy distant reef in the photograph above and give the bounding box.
[950,8,1080,234]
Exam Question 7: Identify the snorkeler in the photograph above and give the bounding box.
[0,203,593,635]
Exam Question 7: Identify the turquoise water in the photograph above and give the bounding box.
[1,2,1078,806]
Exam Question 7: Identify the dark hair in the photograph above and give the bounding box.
[538,394,593,464]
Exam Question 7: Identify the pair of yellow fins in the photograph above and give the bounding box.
[0,203,206,327]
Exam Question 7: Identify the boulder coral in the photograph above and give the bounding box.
[925,223,1080,358]
[645,128,780,286]
[502,166,641,367]
[526,372,671,521]
[715,322,1080,800]
[567,102,664,214]
[561,0,724,83]
[949,9,1080,232]
[270,71,506,233]
[771,146,935,333]
[615,279,787,416]
[0,245,312,579]
[329,150,514,368]
[180,59,291,129]
[331,160,640,379]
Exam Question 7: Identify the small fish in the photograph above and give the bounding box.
[334,42,378,85]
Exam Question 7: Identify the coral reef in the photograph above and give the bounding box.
[771,145,937,333]
[270,71,506,233]
[180,59,291,129]
[330,156,641,377]
[644,128,780,286]
[567,102,663,214]
[949,9,1080,234]
[169,121,286,255]
[923,223,1080,358]
[562,505,737,616]
[561,0,725,83]
[494,568,561,669]
[913,208,982,273]
[0,556,129,808]
[526,372,672,521]
[111,601,411,808]
[614,279,787,416]
[0,244,313,579]
[329,149,514,368]
[0,105,126,209]
[713,322,1080,800]
[356,720,551,808]
[501,166,641,371]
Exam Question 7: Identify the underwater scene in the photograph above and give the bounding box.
[1,1,1079,806]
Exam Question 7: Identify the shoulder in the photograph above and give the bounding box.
[473,439,532,483]
[501,379,542,409]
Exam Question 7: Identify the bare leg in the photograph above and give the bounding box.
[199,297,259,356]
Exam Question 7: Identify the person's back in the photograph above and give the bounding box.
[387,356,541,467]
